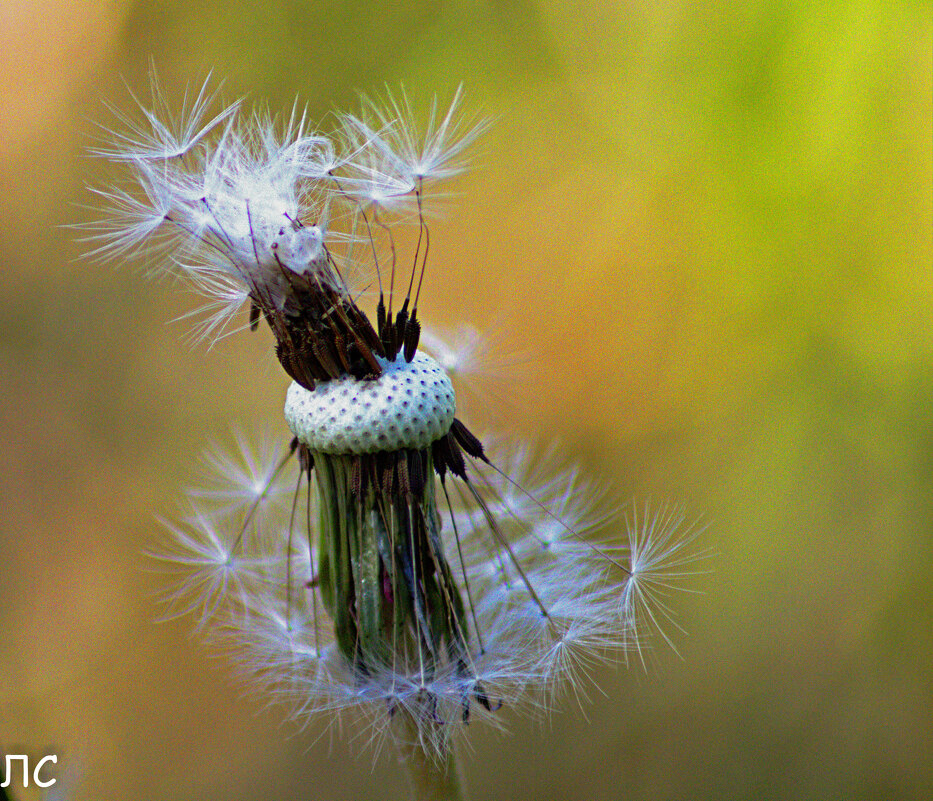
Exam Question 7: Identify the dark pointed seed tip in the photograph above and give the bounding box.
[404,317,421,362]
[297,443,314,473]
[451,418,487,461]
[381,319,396,355]
[377,296,387,334]
[431,439,446,473]
[446,433,468,479]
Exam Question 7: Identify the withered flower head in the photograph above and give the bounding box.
[88,75,701,758]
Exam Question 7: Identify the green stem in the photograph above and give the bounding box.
[395,714,468,801]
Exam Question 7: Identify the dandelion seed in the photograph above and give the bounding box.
[88,74,703,793]
[152,509,262,629]
[354,85,490,185]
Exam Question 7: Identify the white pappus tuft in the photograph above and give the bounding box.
[170,430,700,751]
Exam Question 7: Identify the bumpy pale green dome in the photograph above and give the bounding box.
[284,351,456,454]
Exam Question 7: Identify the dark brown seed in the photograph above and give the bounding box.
[450,418,487,462]
[404,315,421,363]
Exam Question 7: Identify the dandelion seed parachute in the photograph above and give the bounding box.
[89,75,699,755]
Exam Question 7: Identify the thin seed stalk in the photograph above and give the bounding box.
[395,713,468,801]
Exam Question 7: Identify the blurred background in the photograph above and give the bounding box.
[1,1,930,799]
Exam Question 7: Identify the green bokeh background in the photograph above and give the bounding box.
[1,1,929,799]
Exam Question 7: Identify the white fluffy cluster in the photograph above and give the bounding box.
[159,422,700,751]
[88,77,487,338]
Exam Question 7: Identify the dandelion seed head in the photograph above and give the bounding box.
[91,75,703,757]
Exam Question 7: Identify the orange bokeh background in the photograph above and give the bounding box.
[1,1,930,799]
